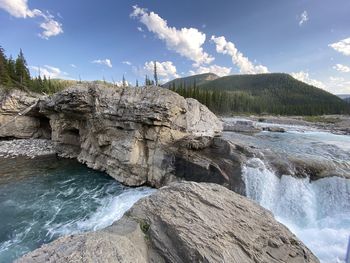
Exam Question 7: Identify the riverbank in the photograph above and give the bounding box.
[0,139,56,158]
[226,115,350,135]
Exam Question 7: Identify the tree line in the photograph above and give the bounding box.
[0,46,70,93]
[1,45,162,94]
[169,77,350,116]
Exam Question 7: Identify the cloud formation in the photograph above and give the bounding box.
[189,64,231,77]
[92,59,113,68]
[291,71,326,89]
[30,65,67,78]
[329,38,350,56]
[122,61,132,66]
[143,61,179,82]
[299,11,309,26]
[211,35,269,74]
[333,64,350,73]
[0,0,63,39]
[131,5,214,66]
[328,76,350,93]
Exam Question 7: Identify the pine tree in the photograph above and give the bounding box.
[153,61,158,86]
[0,46,12,86]
[122,75,126,87]
[15,49,31,86]
[7,56,16,82]
[136,80,139,87]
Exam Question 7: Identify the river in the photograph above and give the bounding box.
[224,118,350,263]
[0,157,154,262]
[0,119,349,262]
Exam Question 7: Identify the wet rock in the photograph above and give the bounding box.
[17,182,319,263]
[263,126,286,133]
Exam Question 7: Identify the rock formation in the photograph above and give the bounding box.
[0,89,51,139]
[38,85,224,187]
[17,182,319,263]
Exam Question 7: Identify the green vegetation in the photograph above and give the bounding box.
[169,73,350,116]
[139,219,150,234]
[0,46,70,94]
[303,116,341,124]
[163,73,219,89]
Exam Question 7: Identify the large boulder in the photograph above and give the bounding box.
[17,182,319,263]
[39,85,223,187]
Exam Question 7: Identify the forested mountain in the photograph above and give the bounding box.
[170,73,350,115]
[162,73,218,89]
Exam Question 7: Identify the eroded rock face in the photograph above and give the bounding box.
[0,89,51,139]
[39,85,223,187]
[17,182,319,263]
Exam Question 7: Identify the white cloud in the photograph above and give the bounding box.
[189,64,231,77]
[38,16,63,39]
[211,35,269,74]
[0,0,36,18]
[30,65,67,79]
[299,11,309,26]
[70,64,77,68]
[291,71,350,94]
[0,0,63,39]
[329,38,350,56]
[143,61,179,82]
[328,76,350,94]
[122,61,132,66]
[291,71,326,89]
[92,59,112,68]
[333,64,350,73]
[115,80,130,87]
[131,5,214,66]
[137,26,143,32]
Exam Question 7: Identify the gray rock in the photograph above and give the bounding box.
[39,85,223,187]
[17,182,319,263]
[223,120,262,133]
[264,126,286,133]
[0,89,50,139]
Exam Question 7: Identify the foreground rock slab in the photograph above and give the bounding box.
[17,182,319,263]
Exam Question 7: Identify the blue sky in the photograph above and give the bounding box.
[0,0,350,93]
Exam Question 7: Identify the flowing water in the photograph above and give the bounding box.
[0,156,154,263]
[224,118,350,263]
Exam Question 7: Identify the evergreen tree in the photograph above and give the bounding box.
[7,56,16,82]
[0,46,12,86]
[136,80,139,87]
[15,49,31,86]
[153,60,158,86]
[122,75,126,87]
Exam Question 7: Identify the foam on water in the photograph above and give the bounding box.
[0,157,155,263]
[243,158,350,263]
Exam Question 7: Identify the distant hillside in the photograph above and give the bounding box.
[170,73,350,115]
[162,73,218,88]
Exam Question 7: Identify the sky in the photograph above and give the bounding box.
[0,0,350,94]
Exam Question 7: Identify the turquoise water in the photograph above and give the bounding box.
[0,156,154,263]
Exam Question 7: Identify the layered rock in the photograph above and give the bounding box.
[17,182,319,263]
[39,85,223,187]
[0,89,51,139]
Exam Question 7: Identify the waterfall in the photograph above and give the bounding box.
[242,158,350,263]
